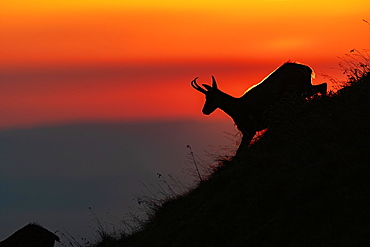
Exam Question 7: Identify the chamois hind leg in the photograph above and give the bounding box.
[304,83,327,99]
[319,83,327,96]
[314,83,327,96]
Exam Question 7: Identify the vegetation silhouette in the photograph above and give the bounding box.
[92,59,370,246]
[0,223,60,247]
[191,62,327,156]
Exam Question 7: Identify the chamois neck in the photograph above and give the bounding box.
[217,91,240,119]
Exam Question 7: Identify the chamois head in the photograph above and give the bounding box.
[191,76,220,115]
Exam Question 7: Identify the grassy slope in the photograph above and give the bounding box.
[96,74,370,247]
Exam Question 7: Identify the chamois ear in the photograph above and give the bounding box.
[211,76,218,89]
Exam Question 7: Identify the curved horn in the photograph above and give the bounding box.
[191,77,207,94]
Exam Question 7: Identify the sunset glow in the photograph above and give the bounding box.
[1,0,369,129]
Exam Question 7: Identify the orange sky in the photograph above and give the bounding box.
[1,0,370,129]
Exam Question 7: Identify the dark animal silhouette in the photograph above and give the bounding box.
[0,223,60,247]
[191,62,327,155]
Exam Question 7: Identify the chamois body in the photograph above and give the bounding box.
[0,223,60,247]
[191,62,327,155]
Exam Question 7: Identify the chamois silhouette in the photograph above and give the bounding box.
[191,62,327,156]
[0,223,60,247]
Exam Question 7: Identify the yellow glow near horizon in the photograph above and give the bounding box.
[2,0,369,66]
[3,0,369,16]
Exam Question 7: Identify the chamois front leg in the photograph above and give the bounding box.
[235,131,256,158]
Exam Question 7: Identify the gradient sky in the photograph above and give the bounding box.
[1,0,370,243]
[1,0,369,129]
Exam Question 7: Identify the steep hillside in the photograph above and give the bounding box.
[94,73,370,247]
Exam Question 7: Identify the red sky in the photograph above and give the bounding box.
[1,1,370,129]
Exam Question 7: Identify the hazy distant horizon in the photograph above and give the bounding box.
[0,119,237,243]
